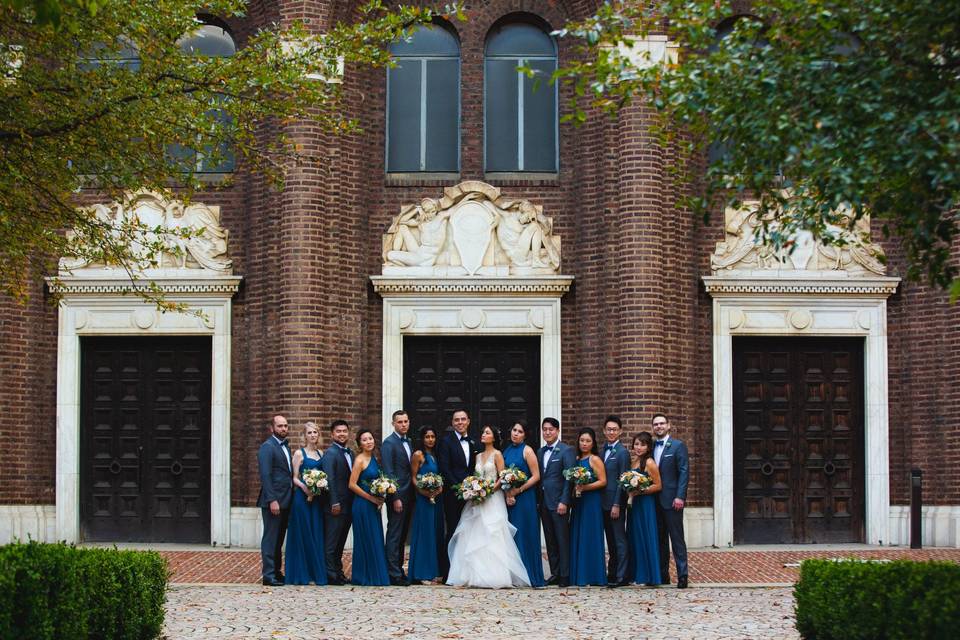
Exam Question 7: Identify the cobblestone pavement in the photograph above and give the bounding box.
[162,547,960,584]
[163,584,799,640]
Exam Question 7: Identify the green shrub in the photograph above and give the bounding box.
[794,558,960,640]
[0,542,168,640]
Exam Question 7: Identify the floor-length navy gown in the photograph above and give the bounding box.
[285,449,328,585]
[503,443,545,587]
[407,451,444,582]
[569,457,607,586]
[351,457,390,586]
[627,469,662,585]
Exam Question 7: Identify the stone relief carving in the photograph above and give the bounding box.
[59,191,232,274]
[710,201,886,276]
[382,181,561,276]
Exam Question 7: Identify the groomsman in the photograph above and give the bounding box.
[538,417,575,587]
[437,408,476,577]
[321,419,354,585]
[652,413,690,588]
[381,409,414,586]
[601,415,631,587]
[257,415,293,586]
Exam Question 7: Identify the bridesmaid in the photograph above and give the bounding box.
[627,432,663,586]
[285,422,328,585]
[347,428,390,586]
[569,427,607,587]
[407,426,445,584]
[503,420,546,587]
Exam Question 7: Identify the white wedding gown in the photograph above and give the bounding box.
[446,454,531,588]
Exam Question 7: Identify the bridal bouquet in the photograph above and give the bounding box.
[563,465,596,497]
[416,472,444,503]
[302,469,329,500]
[453,475,496,504]
[367,473,399,501]
[619,470,652,506]
[498,465,528,491]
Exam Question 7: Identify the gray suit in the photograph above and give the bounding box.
[257,436,293,581]
[320,443,354,582]
[538,441,575,580]
[655,436,689,581]
[381,432,414,581]
[601,441,631,583]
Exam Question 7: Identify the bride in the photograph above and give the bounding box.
[446,425,531,588]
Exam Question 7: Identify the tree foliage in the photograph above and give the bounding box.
[555,0,960,296]
[0,0,456,304]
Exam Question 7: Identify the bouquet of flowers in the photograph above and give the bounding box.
[453,475,497,504]
[302,469,329,500]
[416,472,444,503]
[563,465,596,497]
[498,465,528,491]
[619,470,653,505]
[367,473,399,505]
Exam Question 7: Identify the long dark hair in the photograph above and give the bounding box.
[632,431,655,471]
[508,419,528,447]
[417,425,439,454]
[355,428,378,461]
[480,425,501,450]
[576,427,598,457]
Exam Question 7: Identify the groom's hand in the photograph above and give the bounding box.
[610,505,621,520]
[393,499,403,513]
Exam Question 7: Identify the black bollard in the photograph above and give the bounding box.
[910,469,922,549]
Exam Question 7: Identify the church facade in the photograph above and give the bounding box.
[1,0,958,549]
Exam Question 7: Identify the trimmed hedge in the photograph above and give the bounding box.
[794,558,960,640]
[0,542,168,640]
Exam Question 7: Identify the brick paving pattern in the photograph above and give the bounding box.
[163,548,960,584]
[163,584,799,639]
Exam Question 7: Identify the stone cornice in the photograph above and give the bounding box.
[702,275,900,297]
[47,276,242,297]
[370,275,574,297]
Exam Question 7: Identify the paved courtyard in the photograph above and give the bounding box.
[163,584,799,639]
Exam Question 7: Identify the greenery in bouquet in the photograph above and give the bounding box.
[415,472,444,504]
[453,474,496,504]
[367,473,399,501]
[498,465,528,491]
[302,468,328,500]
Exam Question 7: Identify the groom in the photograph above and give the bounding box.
[437,408,476,578]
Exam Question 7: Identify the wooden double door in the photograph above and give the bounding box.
[733,337,865,544]
[80,337,211,543]
[403,336,541,448]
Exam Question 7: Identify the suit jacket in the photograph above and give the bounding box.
[320,443,354,515]
[380,432,413,500]
[257,436,293,509]
[538,441,575,511]
[601,441,631,510]
[656,436,690,509]
[437,431,476,488]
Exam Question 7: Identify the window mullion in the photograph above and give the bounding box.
[420,58,428,171]
[517,57,524,171]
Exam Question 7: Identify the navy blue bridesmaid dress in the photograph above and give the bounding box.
[627,469,662,585]
[569,456,607,586]
[407,451,444,582]
[285,448,328,585]
[503,443,546,587]
[351,457,390,586]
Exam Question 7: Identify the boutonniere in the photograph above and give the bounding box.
[665,441,672,449]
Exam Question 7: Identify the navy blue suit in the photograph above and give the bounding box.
[538,440,575,580]
[381,432,414,581]
[320,443,354,582]
[601,441,631,583]
[437,430,476,576]
[655,436,689,581]
[257,436,293,582]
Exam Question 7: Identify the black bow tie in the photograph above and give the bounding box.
[544,446,554,452]
[460,436,470,442]
[280,439,289,447]
[400,437,409,443]
[605,444,615,451]
[655,440,665,448]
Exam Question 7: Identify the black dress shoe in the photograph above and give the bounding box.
[545,575,559,586]
[262,578,283,586]
[276,572,285,582]
[327,576,344,586]
[606,581,622,589]
[677,576,689,589]
[557,578,570,588]
[389,577,409,586]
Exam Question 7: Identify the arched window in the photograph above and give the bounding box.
[484,18,557,173]
[386,23,460,173]
[168,21,236,173]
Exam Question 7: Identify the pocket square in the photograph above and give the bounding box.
[663,454,674,458]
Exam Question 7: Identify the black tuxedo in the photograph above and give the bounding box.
[257,436,293,582]
[437,430,476,575]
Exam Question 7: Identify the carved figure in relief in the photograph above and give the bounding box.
[495,201,560,270]
[167,201,232,272]
[384,198,452,267]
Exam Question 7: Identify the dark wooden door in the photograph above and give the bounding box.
[733,337,864,544]
[80,336,211,543]
[403,336,541,447]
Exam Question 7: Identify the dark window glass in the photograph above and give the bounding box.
[484,20,557,173]
[386,24,460,173]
